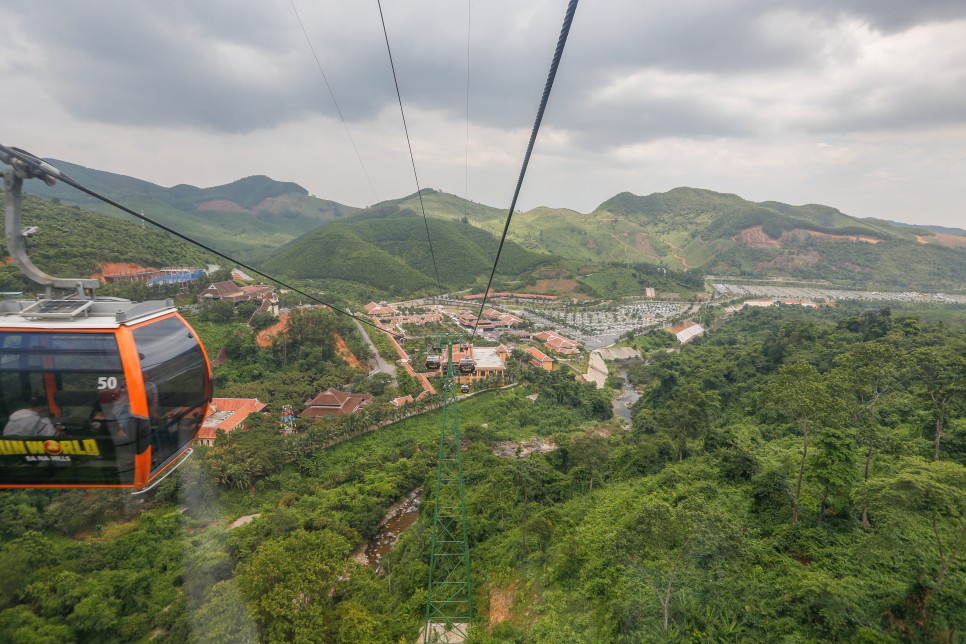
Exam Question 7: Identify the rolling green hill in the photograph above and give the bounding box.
[261,205,552,296]
[591,188,966,290]
[0,191,214,291]
[378,188,507,223]
[355,187,966,291]
[15,156,966,292]
[24,160,359,258]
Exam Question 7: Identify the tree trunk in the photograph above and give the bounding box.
[792,427,809,525]
[521,485,528,552]
[923,522,966,609]
[817,482,829,527]
[934,408,945,461]
[861,442,873,528]
[662,575,672,634]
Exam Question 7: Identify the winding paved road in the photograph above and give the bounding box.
[354,319,397,386]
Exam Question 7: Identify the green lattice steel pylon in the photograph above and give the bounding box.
[423,340,473,643]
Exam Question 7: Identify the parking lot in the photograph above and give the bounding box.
[713,284,966,304]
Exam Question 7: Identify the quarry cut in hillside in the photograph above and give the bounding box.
[196,199,247,212]
[734,225,881,248]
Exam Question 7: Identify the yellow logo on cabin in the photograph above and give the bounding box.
[0,439,101,457]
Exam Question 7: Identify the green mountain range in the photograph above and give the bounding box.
[382,187,966,291]
[18,161,966,293]
[26,159,358,258]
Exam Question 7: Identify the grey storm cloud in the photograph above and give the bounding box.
[6,1,966,143]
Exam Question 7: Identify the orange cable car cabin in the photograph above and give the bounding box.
[0,299,212,489]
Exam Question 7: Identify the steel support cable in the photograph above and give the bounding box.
[463,1,472,225]
[0,144,403,340]
[376,0,444,297]
[471,0,579,339]
[289,0,379,203]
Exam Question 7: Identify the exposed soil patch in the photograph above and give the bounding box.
[493,438,557,458]
[734,226,780,248]
[256,311,289,348]
[925,232,966,249]
[333,333,361,368]
[252,195,297,211]
[789,229,881,244]
[736,226,882,248]
[489,583,517,629]
[195,199,247,212]
[591,422,626,438]
[94,262,154,280]
[530,278,582,296]
[228,513,261,529]
[635,232,659,257]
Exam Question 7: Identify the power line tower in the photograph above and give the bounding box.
[423,338,473,643]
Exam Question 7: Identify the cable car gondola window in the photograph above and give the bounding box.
[1,332,123,371]
[0,332,135,485]
[131,316,209,471]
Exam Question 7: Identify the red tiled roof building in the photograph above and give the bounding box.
[197,398,266,446]
[300,388,374,418]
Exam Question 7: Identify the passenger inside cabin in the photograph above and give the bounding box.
[2,395,61,437]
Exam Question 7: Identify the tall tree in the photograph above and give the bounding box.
[859,458,966,632]
[236,529,352,642]
[764,360,835,525]
[620,498,694,636]
[569,433,610,493]
[911,346,966,462]
[655,382,718,462]
[810,424,857,527]
[833,341,902,527]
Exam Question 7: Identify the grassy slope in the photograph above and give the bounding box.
[261,212,553,295]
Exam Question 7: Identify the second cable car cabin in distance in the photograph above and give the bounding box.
[0,298,212,489]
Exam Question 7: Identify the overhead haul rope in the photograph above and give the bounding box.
[376,0,444,297]
[0,144,403,340]
[471,0,579,338]
[289,0,379,203]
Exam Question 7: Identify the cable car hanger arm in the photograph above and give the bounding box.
[2,147,100,297]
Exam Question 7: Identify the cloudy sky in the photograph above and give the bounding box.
[2,0,965,227]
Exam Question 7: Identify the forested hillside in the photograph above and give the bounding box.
[23,160,358,257]
[1,304,962,641]
[261,204,553,296]
[0,191,214,291]
[590,188,966,290]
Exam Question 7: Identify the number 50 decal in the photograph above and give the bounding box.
[97,376,119,390]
